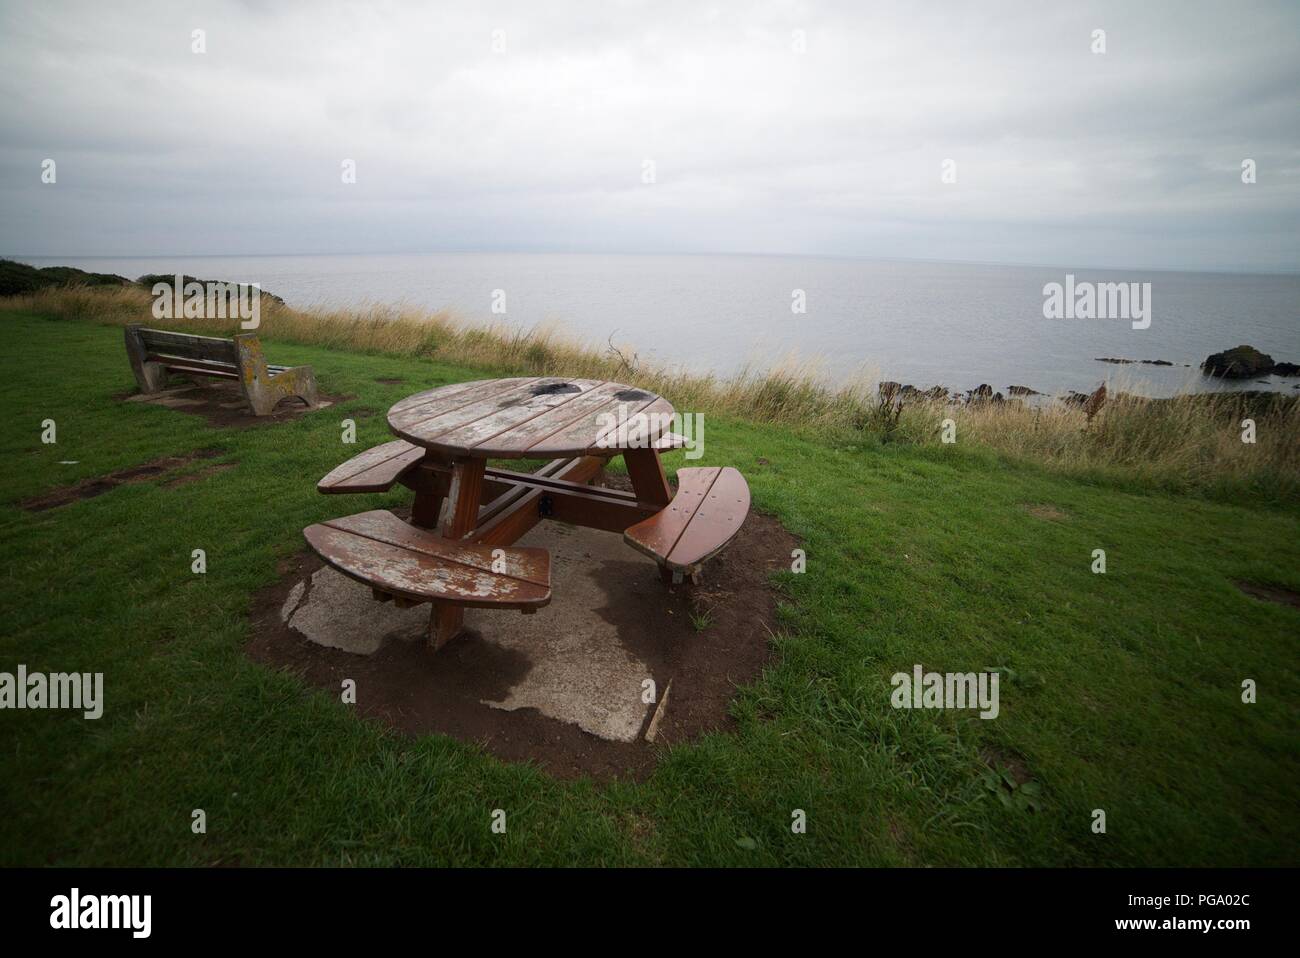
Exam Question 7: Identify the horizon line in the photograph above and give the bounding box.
[6,249,1299,279]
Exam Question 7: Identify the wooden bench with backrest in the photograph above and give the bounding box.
[124,324,318,416]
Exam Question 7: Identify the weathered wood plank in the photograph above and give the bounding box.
[318,439,425,493]
[523,394,667,458]
[431,376,603,452]
[386,378,677,459]
[143,339,240,365]
[303,509,551,609]
[140,329,237,348]
[388,378,544,442]
[434,379,606,455]
[470,381,625,455]
[127,326,317,415]
[155,362,240,380]
[125,325,168,392]
[387,378,516,419]
[321,509,548,584]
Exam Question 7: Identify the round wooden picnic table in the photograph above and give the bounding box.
[387,376,675,460]
[387,374,681,528]
[385,377,681,644]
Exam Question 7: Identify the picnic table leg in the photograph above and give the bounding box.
[428,457,487,649]
[409,457,451,529]
[623,448,672,506]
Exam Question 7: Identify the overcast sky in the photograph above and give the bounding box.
[2,0,1297,271]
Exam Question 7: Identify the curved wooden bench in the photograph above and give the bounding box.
[623,466,750,580]
[317,439,425,494]
[303,509,551,613]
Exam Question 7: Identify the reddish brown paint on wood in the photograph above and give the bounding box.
[624,466,750,571]
[430,603,464,650]
[441,458,486,539]
[397,453,453,529]
[623,447,673,506]
[432,456,486,643]
[543,486,660,534]
[469,456,605,547]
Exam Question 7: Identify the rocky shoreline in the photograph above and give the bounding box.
[879,343,1300,408]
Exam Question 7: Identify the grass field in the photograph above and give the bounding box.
[1,309,1296,866]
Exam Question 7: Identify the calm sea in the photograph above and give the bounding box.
[22,253,1300,398]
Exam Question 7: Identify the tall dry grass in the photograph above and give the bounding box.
[7,284,877,430]
[894,392,1299,500]
[6,284,1297,501]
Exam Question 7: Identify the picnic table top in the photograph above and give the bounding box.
[387,377,676,459]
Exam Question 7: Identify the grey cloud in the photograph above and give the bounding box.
[0,0,1297,270]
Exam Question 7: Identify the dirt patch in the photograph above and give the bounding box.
[1235,580,1300,609]
[247,478,798,781]
[1022,503,1069,522]
[21,449,225,511]
[120,378,342,428]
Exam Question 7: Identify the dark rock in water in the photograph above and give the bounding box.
[1094,357,1135,364]
[1144,359,1174,366]
[878,381,902,403]
[1007,384,1042,396]
[1202,345,1275,379]
[1095,357,1173,366]
[1273,361,1300,376]
[969,383,994,401]
[1062,391,1089,407]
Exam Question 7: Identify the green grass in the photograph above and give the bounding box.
[1,311,1296,866]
